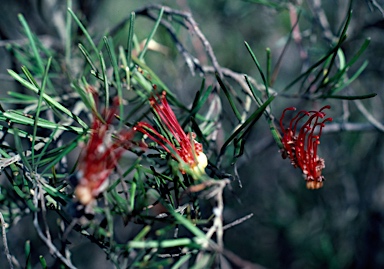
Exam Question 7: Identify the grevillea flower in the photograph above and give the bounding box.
[279,105,332,189]
[134,91,208,179]
[75,95,134,205]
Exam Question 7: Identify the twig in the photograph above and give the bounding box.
[223,213,254,231]
[353,99,384,132]
[339,82,384,132]
[270,3,308,86]
[342,100,350,122]
[0,212,13,269]
[134,8,202,76]
[367,0,384,17]
[202,65,277,99]
[33,186,77,269]
[0,35,62,48]
[324,121,380,132]
[201,179,230,250]
[308,0,336,43]
[38,183,53,254]
[135,4,223,79]
[222,248,267,269]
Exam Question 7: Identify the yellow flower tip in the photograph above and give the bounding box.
[197,152,208,170]
[75,185,93,205]
[191,152,208,179]
[306,181,323,190]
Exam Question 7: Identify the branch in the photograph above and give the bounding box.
[0,212,14,269]
[308,0,336,42]
[134,4,223,78]
[223,213,254,231]
[324,121,381,132]
[367,0,384,17]
[33,185,77,269]
[353,99,384,132]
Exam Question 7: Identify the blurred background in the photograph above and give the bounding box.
[0,0,383,268]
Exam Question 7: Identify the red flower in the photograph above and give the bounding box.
[279,105,332,189]
[134,91,207,178]
[75,95,134,205]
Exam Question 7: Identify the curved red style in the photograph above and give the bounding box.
[75,95,134,205]
[279,105,332,189]
[134,91,207,178]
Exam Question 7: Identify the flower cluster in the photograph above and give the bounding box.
[279,105,332,189]
[134,91,207,179]
[75,95,134,205]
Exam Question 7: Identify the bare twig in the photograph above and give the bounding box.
[222,248,267,269]
[367,0,384,17]
[38,183,53,254]
[33,186,77,269]
[308,0,336,42]
[135,4,223,78]
[223,213,254,231]
[353,99,384,132]
[324,121,381,132]
[201,179,230,250]
[202,65,277,99]
[0,212,13,269]
[270,3,308,86]
[134,8,202,76]
[339,83,384,132]
[0,35,62,48]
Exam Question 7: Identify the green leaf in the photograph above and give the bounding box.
[8,68,88,129]
[127,12,136,69]
[188,80,214,119]
[266,47,271,89]
[25,240,32,269]
[171,254,192,269]
[32,56,52,169]
[41,182,71,203]
[78,43,99,73]
[216,73,242,121]
[163,202,208,242]
[344,38,370,70]
[65,0,73,67]
[68,8,99,55]
[326,93,377,100]
[103,37,124,128]
[39,255,48,269]
[0,92,37,104]
[40,138,79,174]
[18,14,44,74]
[138,7,164,61]
[99,50,109,109]
[132,225,151,242]
[3,110,83,133]
[13,128,32,173]
[128,238,199,249]
[219,94,275,157]
[244,41,269,94]
[327,60,369,95]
